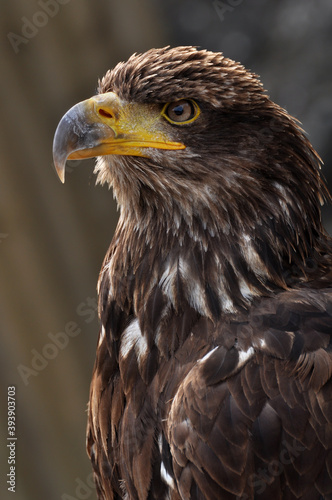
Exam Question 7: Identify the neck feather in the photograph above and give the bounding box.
[99,199,330,325]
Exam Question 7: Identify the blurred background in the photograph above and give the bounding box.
[1,1,332,498]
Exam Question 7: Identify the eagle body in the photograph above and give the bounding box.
[53,47,332,499]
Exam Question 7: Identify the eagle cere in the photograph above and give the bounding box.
[53,46,332,499]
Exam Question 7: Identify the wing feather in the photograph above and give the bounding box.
[166,287,332,498]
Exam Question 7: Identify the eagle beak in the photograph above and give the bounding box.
[52,92,185,183]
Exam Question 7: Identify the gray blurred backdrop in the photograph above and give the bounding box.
[1,1,332,499]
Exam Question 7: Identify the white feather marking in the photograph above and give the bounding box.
[158,433,163,454]
[120,319,148,364]
[178,257,208,315]
[160,462,175,489]
[159,262,178,306]
[159,258,209,315]
[239,280,254,300]
[97,325,106,348]
[273,182,291,219]
[273,182,287,196]
[221,295,236,313]
[241,234,269,278]
[238,346,254,367]
[252,338,267,350]
[259,338,267,349]
[90,442,96,459]
[199,346,218,363]
[160,256,240,316]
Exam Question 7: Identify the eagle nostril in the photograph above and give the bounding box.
[98,108,113,119]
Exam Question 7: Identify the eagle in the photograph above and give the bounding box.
[53,46,332,499]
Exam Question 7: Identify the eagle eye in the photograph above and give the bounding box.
[162,99,200,125]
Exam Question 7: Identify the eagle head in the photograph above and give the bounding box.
[53,46,331,312]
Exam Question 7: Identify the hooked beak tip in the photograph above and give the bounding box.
[52,130,67,183]
[55,164,65,183]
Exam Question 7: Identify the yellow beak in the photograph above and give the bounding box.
[52,92,185,183]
